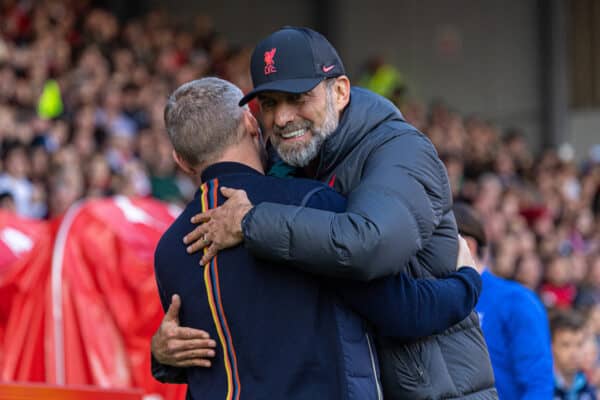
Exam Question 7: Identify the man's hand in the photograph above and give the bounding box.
[152,294,217,367]
[456,235,476,271]
[183,187,253,265]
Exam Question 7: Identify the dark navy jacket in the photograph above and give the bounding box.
[153,162,482,400]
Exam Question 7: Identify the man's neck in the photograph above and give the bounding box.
[208,144,265,176]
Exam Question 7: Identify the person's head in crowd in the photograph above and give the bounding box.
[164,77,265,176]
[513,252,543,291]
[116,160,151,197]
[493,235,519,278]
[86,153,112,197]
[550,311,587,384]
[485,211,508,244]
[151,135,178,178]
[516,229,537,254]
[532,207,556,238]
[1,141,29,180]
[590,255,600,288]
[453,201,487,271]
[441,152,464,197]
[0,192,16,212]
[47,119,70,151]
[546,254,574,288]
[575,254,600,310]
[237,27,350,168]
[580,333,600,387]
[500,188,521,219]
[429,99,451,129]
[575,208,596,241]
[29,141,50,182]
[494,149,516,180]
[571,253,590,287]
[541,254,578,309]
[584,304,600,340]
[474,173,502,216]
[399,100,426,131]
[48,167,84,217]
[502,128,532,169]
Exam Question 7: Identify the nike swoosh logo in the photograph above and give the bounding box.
[322,65,335,72]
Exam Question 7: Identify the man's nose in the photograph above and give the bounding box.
[273,102,296,128]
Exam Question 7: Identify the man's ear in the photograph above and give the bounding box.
[242,109,260,139]
[332,75,351,112]
[172,150,197,175]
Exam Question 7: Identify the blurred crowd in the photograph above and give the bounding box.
[400,98,600,389]
[0,0,253,218]
[2,0,600,395]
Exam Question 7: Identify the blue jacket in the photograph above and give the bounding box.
[476,270,554,399]
[154,162,482,399]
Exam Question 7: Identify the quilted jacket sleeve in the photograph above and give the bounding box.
[243,130,452,281]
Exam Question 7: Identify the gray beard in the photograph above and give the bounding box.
[274,91,339,168]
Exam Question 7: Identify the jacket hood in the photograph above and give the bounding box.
[315,87,405,179]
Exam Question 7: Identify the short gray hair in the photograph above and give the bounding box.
[164,77,245,167]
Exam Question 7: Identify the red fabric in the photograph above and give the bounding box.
[540,283,576,309]
[0,198,186,400]
[0,212,52,382]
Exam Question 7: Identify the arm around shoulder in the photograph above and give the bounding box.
[243,132,452,281]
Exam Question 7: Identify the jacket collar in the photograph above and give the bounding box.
[201,162,263,183]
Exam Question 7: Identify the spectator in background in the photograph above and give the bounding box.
[584,304,600,389]
[0,191,16,212]
[577,255,600,308]
[0,141,44,217]
[513,252,544,291]
[541,255,577,309]
[454,201,554,399]
[358,55,406,106]
[551,311,597,399]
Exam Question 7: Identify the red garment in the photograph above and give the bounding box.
[540,283,576,309]
[0,198,186,400]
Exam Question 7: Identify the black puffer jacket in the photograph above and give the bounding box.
[243,87,497,399]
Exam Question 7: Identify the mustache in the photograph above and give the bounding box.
[273,120,311,136]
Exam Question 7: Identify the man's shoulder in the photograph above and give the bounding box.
[486,272,545,314]
[485,271,530,294]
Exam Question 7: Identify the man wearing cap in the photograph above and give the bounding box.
[157,27,497,399]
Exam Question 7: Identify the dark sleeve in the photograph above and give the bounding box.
[509,291,554,399]
[151,243,187,384]
[151,353,186,384]
[242,131,452,281]
[335,267,482,340]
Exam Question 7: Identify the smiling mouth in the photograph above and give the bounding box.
[280,128,307,139]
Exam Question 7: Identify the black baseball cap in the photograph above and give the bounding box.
[239,26,345,106]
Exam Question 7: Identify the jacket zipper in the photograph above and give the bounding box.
[365,333,383,400]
